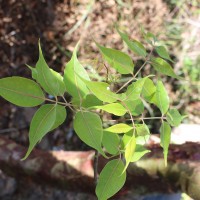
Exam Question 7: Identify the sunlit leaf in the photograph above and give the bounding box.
[73,111,104,155]
[156,80,169,115]
[155,46,173,62]
[35,41,66,96]
[96,43,134,74]
[166,109,185,127]
[96,159,126,200]
[131,144,150,162]
[94,103,127,116]
[84,80,119,103]
[117,28,146,57]
[102,131,120,155]
[160,121,171,166]
[22,104,57,160]
[0,77,45,107]
[64,43,90,100]
[105,123,133,134]
[151,57,180,79]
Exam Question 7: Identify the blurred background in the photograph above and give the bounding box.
[0,0,199,199]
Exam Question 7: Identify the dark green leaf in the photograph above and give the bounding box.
[117,28,146,57]
[22,104,57,160]
[64,44,90,100]
[156,80,169,114]
[96,43,134,74]
[160,121,171,166]
[102,131,120,155]
[135,124,150,136]
[0,77,45,107]
[96,159,126,200]
[151,57,180,79]
[82,94,103,108]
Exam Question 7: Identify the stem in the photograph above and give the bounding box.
[106,116,166,122]
[94,150,99,186]
[62,95,75,112]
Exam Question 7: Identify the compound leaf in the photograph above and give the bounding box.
[151,57,180,79]
[105,123,133,134]
[74,111,104,154]
[96,159,126,200]
[96,43,134,74]
[0,77,45,107]
[94,103,127,116]
[22,104,57,160]
[64,44,90,100]
[160,121,171,166]
[156,80,169,115]
[117,28,146,57]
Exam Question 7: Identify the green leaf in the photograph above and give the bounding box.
[84,81,119,103]
[102,131,120,155]
[0,77,45,107]
[50,105,67,131]
[96,159,126,200]
[94,103,127,116]
[136,134,150,145]
[105,123,133,134]
[155,46,173,62]
[22,104,57,160]
[123,98,144,116]
[142,78,157,104]
[64,43,90,100]
[124,135,136,172]
[96,43,134,74]
[26,64,38,80]
[160,121,171,166]
[124,78,146,101]
[121,131,132,149]
[73,111,104,154]
[156,80,169,115]
[35,41,66,96]
[131,144,150,162]
[151,57,180,79]
[117,28,146,57]
[135,124,150,136]
[82,94,103,108]
[166,109,184,127]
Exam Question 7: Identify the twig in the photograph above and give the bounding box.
[93,150,99,186]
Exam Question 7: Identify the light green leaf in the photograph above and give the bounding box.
[156,80,169,115]
[121,131,132,149]
[73,111,104,154]
[50,105,67,131]
[166,109,184,127]
[64,44,90,100]
[22,104,57,160]
[156,46,174,62]
[131,145,150,162]
[124,78,146,101]
[96,43,134,74]
[117,28,146,57]
[124,135,136,172]
[136,134,150,145]
[123,98,144,116]
[160,121,171,166]
[151,57,180,79]
[102,131,120,155]
[26,64,38,80]
[96,159,126,200]
[0,77,45,107]
[142,78,157,104]
[84,81,119,103]
[135,124,150,136]
[35,41,66,96]
[105,123,133,134]
[94,103,127,116]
